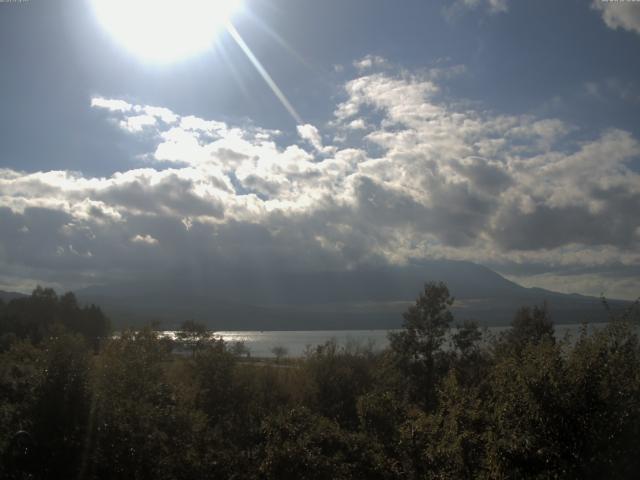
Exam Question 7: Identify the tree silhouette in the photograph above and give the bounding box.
[271,345,288,363]
[176,320,212,356]
[388,281,454,409]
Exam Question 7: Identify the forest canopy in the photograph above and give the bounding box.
[1,283,639,479]
[0,287,109,348]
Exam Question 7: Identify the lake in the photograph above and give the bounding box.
[162,323,610,358]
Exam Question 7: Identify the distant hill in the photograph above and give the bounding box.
[0,290,27,303]
[76,260,627,330]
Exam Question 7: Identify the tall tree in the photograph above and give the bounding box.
[388,282,454,409]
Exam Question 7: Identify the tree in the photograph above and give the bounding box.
[271,345,288,363]
[388,282,454,409]
[303,340,375,428]
[231,341,251,358]
[562,320,640,478]
[0,288,109,347]
[498,303,554,356]
[30,334,92,479]
[176,320,212,356]
[404,372,490,479]
[191,339,237,423]
[260,408,394,480]
[452,320,483,357]
[451,320,489,389]
[0,341,44,479]
[91,328,203,480]
[357,390,406,453]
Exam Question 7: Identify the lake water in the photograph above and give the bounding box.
[162,323,610,358]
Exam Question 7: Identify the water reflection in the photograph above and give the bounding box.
[156,323,610,358]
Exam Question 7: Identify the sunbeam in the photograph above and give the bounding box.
[91,0,302,124]
[226,22,303,125]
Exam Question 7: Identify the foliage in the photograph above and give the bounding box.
[176,319,212,356]
[271,345,289,363]
[388,281,454,409]
[90,328,209,480]
[303,339,377,428]
[260,407,397,480]
[0,341,44,479]
[0,287,110,346]
[403,372,490,479]
[499,303,555,355]
[1,285,639,479]
[30,334,92,479]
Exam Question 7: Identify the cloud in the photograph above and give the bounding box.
[353,55,389,72]
[1,63,639,298]
[92,97,179,132]
[592,1,640,35]
[506,270,640,301]
[444,0,510,19]
[131,234,159,245]
[297,124,329,153]
[90,97,132,112]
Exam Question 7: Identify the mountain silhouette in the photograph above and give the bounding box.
[0,290,27,303]
[76,260,625,330]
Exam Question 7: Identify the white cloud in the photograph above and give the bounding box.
[120,114,157,132]
[92,97,179,131]
[131,234,159,245]
[90,97,133,112]
[297,124,324,151]
[353,55,389,71]
[346,118,368,130]
[1,62,639,298]
[592,1,640,35]
[444,0,510,18]
[297,123,337,155]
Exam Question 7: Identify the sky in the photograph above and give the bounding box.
[0,0,639,300]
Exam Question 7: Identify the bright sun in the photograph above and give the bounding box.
[91,0,242,63]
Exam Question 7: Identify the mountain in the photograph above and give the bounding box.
[0,290,28,303]
[76,260,626,330]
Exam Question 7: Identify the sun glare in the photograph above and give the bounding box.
[91,0,242,63]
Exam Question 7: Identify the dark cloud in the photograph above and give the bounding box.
[451,157,513,195]
[95,172,226,219]
[492,203,637,251]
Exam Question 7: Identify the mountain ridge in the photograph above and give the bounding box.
[0,290,28,303]
[75,260,626,329]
